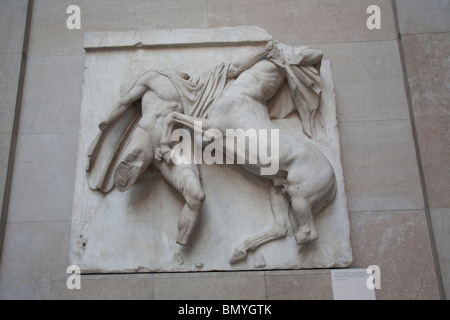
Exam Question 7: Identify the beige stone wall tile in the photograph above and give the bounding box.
[430,208,450,299]
[395,0,450,34]
[339,120,424,212]
[208,0,397,44]
[154,272,266,300]
[0,133,13,223]
[265,270,333,300]
[0,0,29,54]
[0,54,24,133]
[50,274,154,300]
[312,40,410,122]
[0,221,71,300]
[7,133,78,223]
[401,33,450,208]
[28,0,209,56]
[415,118,450,208]
[402,33,450,119]
[17,55,84,135]
[350,210,440,299]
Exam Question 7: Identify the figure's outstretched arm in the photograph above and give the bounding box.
[295,48,323,66]
[226,40,274,79]
[266,44,323,68]
[99,75,150,131]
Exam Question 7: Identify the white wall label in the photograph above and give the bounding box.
[331,268,377,300]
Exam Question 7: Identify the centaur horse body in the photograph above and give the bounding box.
[87,41,337,263]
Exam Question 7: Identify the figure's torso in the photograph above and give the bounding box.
[138,74,183,143]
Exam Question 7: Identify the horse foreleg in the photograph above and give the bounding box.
[230,181,291,264]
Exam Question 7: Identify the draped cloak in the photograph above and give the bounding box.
[164,62,233,119]
[268,44,323,139]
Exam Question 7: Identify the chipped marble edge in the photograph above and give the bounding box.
[84,26,273,50]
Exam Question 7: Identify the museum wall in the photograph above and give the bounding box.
[0,0,448,299]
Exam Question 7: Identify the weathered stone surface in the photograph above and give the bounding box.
[84,27,272,50]
[69,27,352,273]
[415,118,450,208]
[402,33,450,119]
[27,0,209,56]
[154,272,266,300]
[402,32,450,209]
[396,0,450,34]
[312,41,410,122]
[0,221,71,300]
[0,134,13,222]
[265,270,333,300]
[50,274,154,300]
[430,208,450,299]
[0,54,24,134]
[208,0,397,43]
[339,120,424,212]
[7,133,78,223]
[0,0,29,54]
[350,210,440,300]
[18,55,84,135]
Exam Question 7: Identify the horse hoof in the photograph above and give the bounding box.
[295,227,319,245]
[229,249,247,264]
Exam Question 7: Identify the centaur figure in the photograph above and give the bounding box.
[86,40,337,263]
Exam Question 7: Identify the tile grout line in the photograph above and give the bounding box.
[206,0,209,29]
[152,272,156,300]
[4,220,72,225]
[349,208,428,214]
[4,208,432,225]
[16,131,80,137]
[0,0,34,263]
[337,118,412,124]
[400,30,450,36]
[391,0,446,300]
[263,270,267,300]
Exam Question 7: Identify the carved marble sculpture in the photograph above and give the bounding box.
[86,40,337,263]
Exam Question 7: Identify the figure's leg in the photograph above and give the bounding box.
[155,162,205,245]
[230,181,291,263]
[176,174,205,245]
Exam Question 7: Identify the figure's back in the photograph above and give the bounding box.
[226,60,285,102]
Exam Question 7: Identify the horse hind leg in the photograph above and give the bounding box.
[287,164,337,245]
[230,181,291,264]
[289,191,319,245]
